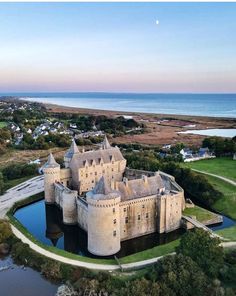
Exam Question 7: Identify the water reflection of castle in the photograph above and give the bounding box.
[43,136,185,256]
[44,203,184,258]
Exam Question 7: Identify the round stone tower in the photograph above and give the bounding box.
[43,153,61,204]
[86,176,121,256]
[62,188,78,224]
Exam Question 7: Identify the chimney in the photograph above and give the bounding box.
[142,175,148,184]
[123,177,129,187]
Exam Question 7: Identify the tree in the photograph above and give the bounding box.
[0,172,4,195]
[0,220,12,243]
[147,254,210,296]
[177,228,224,278]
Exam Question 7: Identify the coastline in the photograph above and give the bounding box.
[43,101,236,146]
[27,98,236,121]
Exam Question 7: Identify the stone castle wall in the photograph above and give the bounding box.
[71,159,126,194]
[119,195,157,241]
[76,198,88,232]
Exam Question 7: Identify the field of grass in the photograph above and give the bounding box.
[183,157,236,182]
[119,239,179,264]
[216,225,236,241]
[0,121,8,128]
[200,174,236,220]
[183,205,218,223]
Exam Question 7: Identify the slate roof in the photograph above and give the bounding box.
[116,174,165,201]
[44,153,60,168]
[65,139,79,159]
[87,176,120,200]
[70,146,125,168]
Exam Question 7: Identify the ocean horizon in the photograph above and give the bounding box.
[1,92,236,118]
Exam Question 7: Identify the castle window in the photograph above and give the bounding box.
[113,208,115,213]
[125,217,128,223]
[146,213,149,218]
[113,219,116,224]
[142,205,145,209]
[124,208,126,212]
[112,168,114,172]
[86,174,88,178]
[92,180,94,183]
[95,172,97,176]
[102,170,105,174]
[67,181,69,187]
[138,215,141,221]
[113,230,116,237]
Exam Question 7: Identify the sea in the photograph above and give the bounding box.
[2,92,236,118]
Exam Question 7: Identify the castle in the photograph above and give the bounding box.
[43,137,185,256]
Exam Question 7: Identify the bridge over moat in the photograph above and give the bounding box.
[182,215,226,240]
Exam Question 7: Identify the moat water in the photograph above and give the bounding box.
[14,200,236,259]
[14,200,185,258]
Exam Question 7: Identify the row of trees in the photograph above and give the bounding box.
[202,136,236,156]
[10,227,230,295]
[51,112,141,135]
[0,163,38,194]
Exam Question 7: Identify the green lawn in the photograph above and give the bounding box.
[200,174,236,220]
[216,225,236,241]
[183,205,218,223]
[183,157,236,182]
[119,239,179,264]
[0,121,8,128]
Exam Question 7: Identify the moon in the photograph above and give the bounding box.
[156,20,159,25]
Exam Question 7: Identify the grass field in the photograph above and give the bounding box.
[200,174,236,220]
[216,225,236,241]
[119,239,179,264]
[183,205,219,223]
[183,157,236,182]
[0,121,8,128]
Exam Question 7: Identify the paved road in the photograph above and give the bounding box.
[0,175,44,219]
[192,169,236,187]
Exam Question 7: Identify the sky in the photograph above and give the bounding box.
[0,2,236,93]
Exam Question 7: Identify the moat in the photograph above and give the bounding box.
[14,200,235,259]
[14,200,186,258]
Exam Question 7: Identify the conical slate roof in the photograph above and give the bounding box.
[87,176,120,200]
[44,153,60,168]
[65,139,79,158]
[102,135,111,149]
[92,176,113,195]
